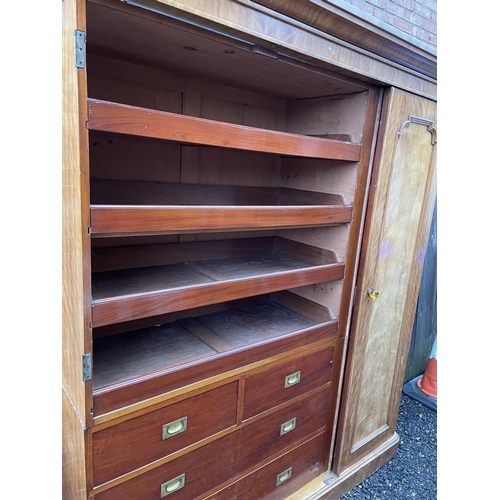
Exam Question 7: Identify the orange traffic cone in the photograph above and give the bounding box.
[417,338,437,398]
[402,336,437,410]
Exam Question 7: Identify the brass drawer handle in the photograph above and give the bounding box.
[284,371,301,388]
[160,474,185,497]
[367,288,380,300]
[162,417,188,440]
[276,467,292,486]
[280,417,296,436]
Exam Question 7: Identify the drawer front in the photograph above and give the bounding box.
[206,432,326,500]
[94,387,329,500]
[93,382,238,486]
[243,346,334,419]
[234,385,330,474]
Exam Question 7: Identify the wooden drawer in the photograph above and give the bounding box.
[94,386,329,499]
[243,346,334,419]
[206,432,326,500]
[91,291,336,417]
[93,382,238,486]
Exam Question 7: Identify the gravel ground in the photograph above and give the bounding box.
[340,393,437,499]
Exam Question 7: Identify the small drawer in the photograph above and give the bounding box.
[243,346,334,419]
[94,387,329,500]
[206,432,326,500]
[93,382,238,486]
[236,385,330,473]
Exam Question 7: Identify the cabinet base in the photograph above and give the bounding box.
[284,433,399,500]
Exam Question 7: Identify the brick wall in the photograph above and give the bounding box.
[342,0,437,47]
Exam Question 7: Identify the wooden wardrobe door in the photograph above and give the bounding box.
[333,87,437,473]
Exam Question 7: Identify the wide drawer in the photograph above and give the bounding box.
[243,346,334,419]
[94,386,330,499]
[92,291,336,417]
[206,432,326,500]
[93,382,238,486]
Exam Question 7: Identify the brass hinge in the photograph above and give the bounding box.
[74,30,86,68]
[82,353,92,381]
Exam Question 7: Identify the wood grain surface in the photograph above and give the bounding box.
[87,99,361,161]
[205,433,326,500]
[333,88,437,473]
[93,387,329,499]
[92,382,238,485]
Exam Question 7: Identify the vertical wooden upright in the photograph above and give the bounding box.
[333,87,437,473]
[62,0,91,497]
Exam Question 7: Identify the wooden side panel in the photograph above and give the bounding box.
[63,390,87,500]
[63,0,89,415]
[62,0,92,459]
[63,1,92,495]
[280,159,359,205]
[285,93,367,143]
[333,88,437,472]
[277,88,381,327]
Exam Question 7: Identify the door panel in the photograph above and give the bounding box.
[333,87,437,472]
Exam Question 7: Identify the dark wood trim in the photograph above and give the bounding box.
[252,0,437,80]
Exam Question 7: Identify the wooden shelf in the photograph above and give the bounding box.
[89,181,353,235]
[92,291,337,415]
[91,237,344,328]
[87,99,362,161]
